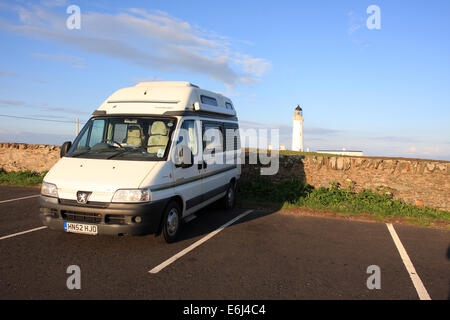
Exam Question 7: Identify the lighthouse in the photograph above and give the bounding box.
[291,105,304,152]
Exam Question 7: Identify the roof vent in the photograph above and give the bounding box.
[92,110,107,116]
[135,81,199,88]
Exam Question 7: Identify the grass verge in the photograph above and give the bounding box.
[237,177,450,228]
[0,169,46,186]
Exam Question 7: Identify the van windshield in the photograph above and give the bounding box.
[67,116,177,160]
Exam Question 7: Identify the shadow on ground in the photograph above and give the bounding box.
[174,159,308,243]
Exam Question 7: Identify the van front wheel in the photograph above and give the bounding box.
[162,201,182,243]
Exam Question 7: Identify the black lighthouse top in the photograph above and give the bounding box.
[295,105,303,116]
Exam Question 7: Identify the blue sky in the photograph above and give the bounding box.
[0,0,449,160]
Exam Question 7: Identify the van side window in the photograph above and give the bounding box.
[179,120,198,155]
[88,119,106,147]
[224,125,240,151]
[203,123,223,153]
[76,127,89,149]
[225,102,233,110]
[200,95,218,106]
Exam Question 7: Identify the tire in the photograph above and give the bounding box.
[162,201,182,243]
[223,182,236,210]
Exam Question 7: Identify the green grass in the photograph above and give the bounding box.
[0,169,46,186]
[237,176,450,227]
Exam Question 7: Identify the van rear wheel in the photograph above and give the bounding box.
[223,182,236,210]
[162,201,182,243]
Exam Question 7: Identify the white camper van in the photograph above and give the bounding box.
[39,81,241,243]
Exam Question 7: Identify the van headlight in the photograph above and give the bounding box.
[112,188,151,203]
[41,182,58,198]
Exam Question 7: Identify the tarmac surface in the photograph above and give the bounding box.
[0,186,448,300]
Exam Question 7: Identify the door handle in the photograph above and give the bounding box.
[197,161,208,170]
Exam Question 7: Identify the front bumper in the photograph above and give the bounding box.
[39,195,168,236]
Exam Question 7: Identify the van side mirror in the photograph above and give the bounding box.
[174,144,194,168]
[60,141,72,158]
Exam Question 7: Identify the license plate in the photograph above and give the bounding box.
[64,222,98,235]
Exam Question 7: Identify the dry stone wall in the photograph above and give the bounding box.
[242,154,450,211]
[1,143,449,211]
[0,143,60,173]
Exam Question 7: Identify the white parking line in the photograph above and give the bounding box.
[0,194,40,204]
[0,226,48,241]
[386,223,431,300]
[149,209,253,274]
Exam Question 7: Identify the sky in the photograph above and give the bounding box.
[0,0,449,160]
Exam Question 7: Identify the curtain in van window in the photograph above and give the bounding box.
[204,125,223,152]
[113,124,127,143]
[181,120,198,155]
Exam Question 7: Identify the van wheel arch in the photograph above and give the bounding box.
[223,180,236,210]
[155,195,184,236]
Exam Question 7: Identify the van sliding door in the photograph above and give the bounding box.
[201,121,229,202]
[173,119,203,216]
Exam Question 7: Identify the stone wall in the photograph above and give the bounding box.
[0,143,60,173]
[242,154,450,211]
[1,143,449,211]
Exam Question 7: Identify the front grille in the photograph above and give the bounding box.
[59,199,108,208]
[105,215,126,225]
[62,211,102,223]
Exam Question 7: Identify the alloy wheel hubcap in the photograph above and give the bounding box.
[167,209,179,236]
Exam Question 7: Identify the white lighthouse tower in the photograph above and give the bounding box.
[291,105,304,152]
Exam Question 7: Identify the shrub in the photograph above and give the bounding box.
[238,176,450,225]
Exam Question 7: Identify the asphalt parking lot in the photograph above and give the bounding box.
[0,186,449,300]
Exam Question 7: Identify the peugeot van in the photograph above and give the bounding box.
[39,81,241,243]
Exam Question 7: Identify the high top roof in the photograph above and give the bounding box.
[94,81,236,117]
[135,81,199,88]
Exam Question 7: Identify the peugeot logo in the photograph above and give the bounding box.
[76,191,91,204]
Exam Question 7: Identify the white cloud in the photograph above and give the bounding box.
[232,53,272,77]
[1,4,271,87]
[0,99,25,106]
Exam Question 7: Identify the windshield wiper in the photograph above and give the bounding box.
[106,147,148,159]
[70,149,93,157]
[70,147,121,158]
